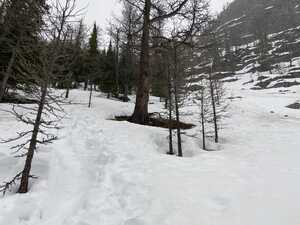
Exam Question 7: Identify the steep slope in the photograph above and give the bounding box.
[218,0,300,38]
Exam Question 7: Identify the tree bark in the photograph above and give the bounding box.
[18,83,47,193]
[130,0,151,124]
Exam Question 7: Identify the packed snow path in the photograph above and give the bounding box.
[0,84,299,225]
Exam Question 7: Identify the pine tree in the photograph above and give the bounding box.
[87,22,99,107]
[117,1,139,102]
[101,41,116,98]
[0,0,46,102]
[65,20,86,97]
[89,23,98,57]
[119,47,134,101]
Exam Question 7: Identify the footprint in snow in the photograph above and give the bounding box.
[211,196,231,211]
[124,218,145,225]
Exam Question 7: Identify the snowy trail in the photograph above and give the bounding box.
[22,99,159,225]
[0,94,160,225]
[0,86,300,225]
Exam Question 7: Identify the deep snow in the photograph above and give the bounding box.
[0,76,299,225]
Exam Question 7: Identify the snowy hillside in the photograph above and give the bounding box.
[218,0,300,40]
[1,78,300,225]
[193,24,300,91]
[196,0,300,91]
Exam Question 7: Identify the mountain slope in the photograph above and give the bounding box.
[218,0,300,37]
[190,0,300,90]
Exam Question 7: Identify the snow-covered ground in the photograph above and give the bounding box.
[0,76,300,225]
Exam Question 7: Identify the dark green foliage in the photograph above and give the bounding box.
[151,47,168,99]
[99,41,118,97]
[86,23,100,84]
[118,47,135,99]
[89,23,98,57]
[0,0,47,98]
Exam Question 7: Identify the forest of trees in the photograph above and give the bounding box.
[0,0,230,194]
[3,0,299,195]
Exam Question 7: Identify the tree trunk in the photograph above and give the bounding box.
[209,72,218,143]
[65,87,70,99]
[130,0,151,124]
[214,80,220,106]
[168,117,174,155]
[123,27,133,103]
[124,83,129,102]
[200,89,206,150]
[167,68,174,155]
[18,83,47,193]
[84,80,88,91]
[0,46,17,102]
[88,81,93,108]
[115,30,120,98]
[174,84,182,157]
[65,73,72,99]
[173,48,182,157]
[289,54,293,67]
